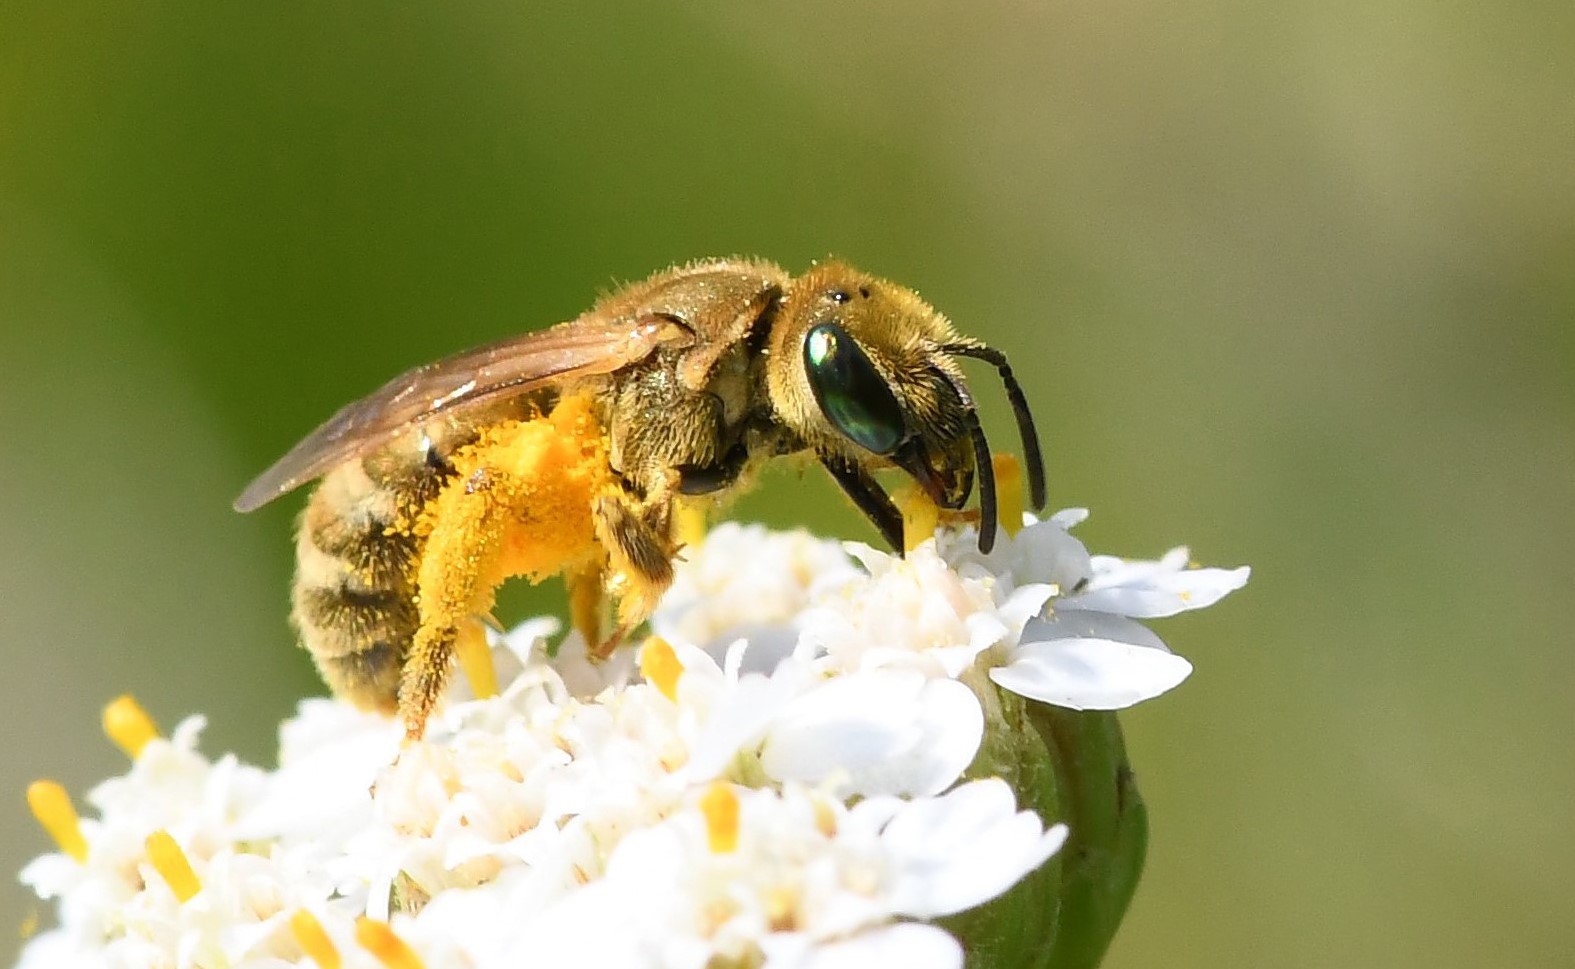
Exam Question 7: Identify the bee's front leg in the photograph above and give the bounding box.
[589,484,677,660]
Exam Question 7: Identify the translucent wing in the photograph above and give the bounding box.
[234,316,685,512]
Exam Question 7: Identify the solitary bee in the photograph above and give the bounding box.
[236,259,1045,739]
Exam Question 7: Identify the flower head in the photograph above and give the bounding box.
[17,509,1245,969]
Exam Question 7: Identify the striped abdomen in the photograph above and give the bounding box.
[289,411,505,712]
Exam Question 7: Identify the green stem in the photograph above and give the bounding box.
[1030,706,1148,969]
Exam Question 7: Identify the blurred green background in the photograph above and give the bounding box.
[2,2,1571,966]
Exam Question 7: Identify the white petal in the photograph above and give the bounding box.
[234,711,395,841]
[1025,609,1170,651]
[946,517,1092,593]
[1068,555,1250,618]
[1005,520,1095,591]
[499,615,562,666]
[551,628,637,697]
[798,923,962,969]
[709,625,802,673]
[14,930,103,969]
[879,779,1067,917]
[1048,507,1089,528]
[761,672,982,797]
[995,583,1057,632]
[685,662,814,780]
[19,855,80,899]
[991,637,1192,709]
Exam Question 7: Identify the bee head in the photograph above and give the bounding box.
[768,261,1045,553]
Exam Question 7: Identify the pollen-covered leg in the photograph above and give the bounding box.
[399,397,616,738]
[591,487,676,659]
[401,468,514,741]
[566,561,606,650]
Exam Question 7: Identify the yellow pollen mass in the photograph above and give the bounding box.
[103,694,159,759]
[894,485,939,553]
[454,621,498,700]
[640,636,684,702]
[145,830,200,902]
[478,393,615,584]
[700,781,740,855]
[290,910,341,969]
[355,917,426,969]
[26,780,86,862]
[993,453,1025,537]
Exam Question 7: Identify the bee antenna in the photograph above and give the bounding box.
[941,369,998,554]
[944,343,1046,510]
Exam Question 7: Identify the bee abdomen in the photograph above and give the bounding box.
[291,461,425,713]
[293,581,417,656]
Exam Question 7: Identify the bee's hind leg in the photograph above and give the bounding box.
[401,467,514,741]
[589,486,677,660]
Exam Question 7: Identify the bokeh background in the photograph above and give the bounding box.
[3,3,1571,966]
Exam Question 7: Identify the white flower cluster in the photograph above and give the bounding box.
[18,512,1246,969]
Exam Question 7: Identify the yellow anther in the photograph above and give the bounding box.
[26,780,87,862]
[811,795,838,839]
[893,484,939,553]
[993,453,1025,537]
[639,637,683,702]
[145,830,200,902]
[764,885,799,931]
[454,622,498,700]
[18,908,39,940]
[103,694,159,759]
[700,781,739,855]
[355,917,426,969]
[674,500,708,549]
[290,909,341,969]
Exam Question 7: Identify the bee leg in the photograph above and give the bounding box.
[401,467,514,741]
[589,487,676,660]
[820,455,905,553]
[566,561,605,650]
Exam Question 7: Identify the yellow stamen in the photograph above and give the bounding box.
[674,500,708,549]
[893,484,939,553]
[145,830,200,902]
[19,908,39,940]
[290,909,341,969]
[454,621,498,700]
[355,917,426,969]
[811,795,838,838]
[993,453,1025,537]
[639,636,683,702]
[103,694,159,759]
[26,780,87,862]
[764,885,799,931]
[700,781,739,854]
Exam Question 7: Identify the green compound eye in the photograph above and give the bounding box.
[803,323,906,455]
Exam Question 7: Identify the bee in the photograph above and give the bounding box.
[236,259,1045,740]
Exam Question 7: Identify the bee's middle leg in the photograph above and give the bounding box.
[589,487,677,659]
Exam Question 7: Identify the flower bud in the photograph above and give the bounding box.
[942,677,1148,969]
